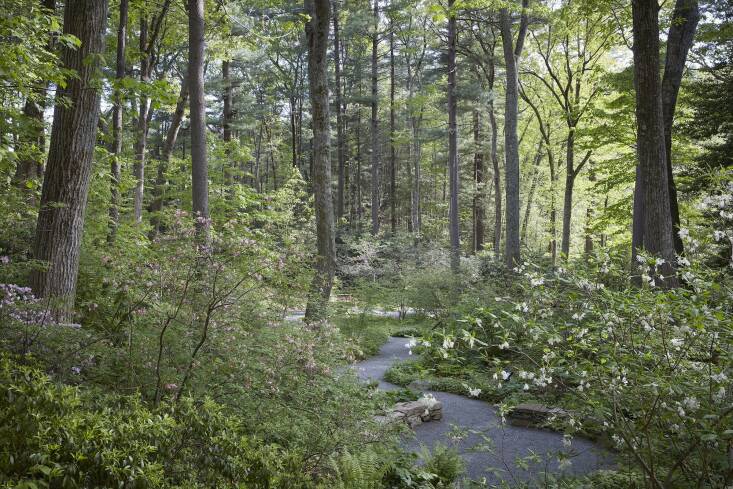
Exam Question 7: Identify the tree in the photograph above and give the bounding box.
[30,0,109,312]
[370,0,380,236]
[304,0,336,321]
[133,0,173,223]
[389,21,397,235]
[188,0,209,240]
[632,0,699,258]
[662,0,699,254]
[395,8,428,235]
[525,1,612,259]
[149,79,188,237]
[631,0,678,287]
[12,0,56,200]
[499,0,529,268]
[447,0,460,272]
[334,2,346,222]
[108,0,128,242]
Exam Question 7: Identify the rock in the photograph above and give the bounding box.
[380,396,443,428]
[508,403,569,428]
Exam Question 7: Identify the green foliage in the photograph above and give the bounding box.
[0,355,281,488]
[418,444,464,488]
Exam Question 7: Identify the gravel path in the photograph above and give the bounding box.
[352,336,613,486]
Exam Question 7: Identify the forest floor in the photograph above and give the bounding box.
[350,328,614,485]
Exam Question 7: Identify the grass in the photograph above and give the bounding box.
[333,313,431,358]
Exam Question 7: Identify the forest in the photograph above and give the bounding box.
[0,0,732,487]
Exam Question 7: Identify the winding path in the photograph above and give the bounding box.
[353,336,613,485]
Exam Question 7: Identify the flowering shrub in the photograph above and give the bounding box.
[416,253,731,486]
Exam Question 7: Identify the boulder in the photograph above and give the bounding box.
[379,396,443,428]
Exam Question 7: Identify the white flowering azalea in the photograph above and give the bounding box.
[501,370,511,381]
[420,393,439,408]
[678,228,690,240]
[711,372,728,383]
[442,337,455,349]
[498,341,510,350]
[681,397,700,412]
[466,385,481,397]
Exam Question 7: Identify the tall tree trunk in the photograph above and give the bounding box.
[222,59,233,186]
[333,2,346,222]
[473,108,485,252]
[290,96,298,168]
[188,0,209,240]
[408,64,422,235]
[30,0,108,313]
[631,0,678,287]
[489,92,501,257]
[549,149,558,267]
[499,0,529,268]
[109,0,128,242]
[149,80,188,237]
[662,0,699,255]
[561,129,575,258]
[584,163,596,255]
[356,103,363,227]
[389,24,397,235]
[304,0,336,321]
[370,0,380,236]
[447,0,460,272]
[133,17,150,223]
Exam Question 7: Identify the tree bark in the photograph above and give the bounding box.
[389,24,397,235]
[489,89,501,258]
[662,0,699,255]
[133,16,150,223]
[631,0,678,287]
[30,0,108,313]
[584,163,596,255]
[473,108,485,252]
[448,0,460,272]
[108,0,128,242]
[334,2,346,222]
[188,0,210,240]
[499,0,529,269]
[370,0,380,236]
[222,59,234,186]
[304,0,336,322]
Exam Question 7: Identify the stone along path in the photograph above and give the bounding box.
[353,336,613,485]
